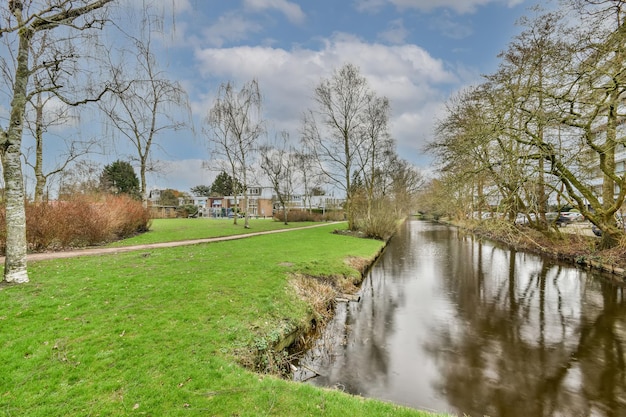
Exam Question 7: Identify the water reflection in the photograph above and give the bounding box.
[296,220,626,417]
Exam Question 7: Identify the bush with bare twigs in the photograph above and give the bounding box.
[273,209,343,222]
[0,194,151,254]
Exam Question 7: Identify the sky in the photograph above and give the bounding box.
[27,0,540,195]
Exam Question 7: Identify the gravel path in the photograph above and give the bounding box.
[1,222,342,263]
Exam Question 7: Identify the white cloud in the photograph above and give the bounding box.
[390,0,492,13]
[147,159,215,191]
[192,36,460,168]
[378,19,410,44]
[202,12,264,47]
[355,0,521,14]
[430,11,473,39]
[120,0,192,16]
[243,0,306,24]
[355,0,388,13]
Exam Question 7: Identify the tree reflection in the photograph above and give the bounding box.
[428,233,626,417]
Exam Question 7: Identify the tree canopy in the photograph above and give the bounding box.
[210,171,242,196]
[190,185,212,197]
[100,160,140,198]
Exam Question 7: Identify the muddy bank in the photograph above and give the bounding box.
[253,234,390,376]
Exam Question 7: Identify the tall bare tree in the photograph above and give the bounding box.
[555,0,626,247]
[494,4,626,246]
[293,144,324,212]
[302,63,372,230]
[0,0,113,284]
[205,79,264,228]
[355,94,394,224]
[21,31,101,203]
[387,156,424,217]
[100,8,190,207]
[260,131,295,224]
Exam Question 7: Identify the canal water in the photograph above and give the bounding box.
[295,220,626,417]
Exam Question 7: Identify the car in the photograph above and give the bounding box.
[560,212,584,222]
[556,214,572,227]
[515,213,537,225]
[590,213,626,237]
[546,212,572,227]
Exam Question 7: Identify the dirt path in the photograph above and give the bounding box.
[3,222,342,263]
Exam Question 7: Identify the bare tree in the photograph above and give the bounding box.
[0,0,113,284]
[21,31,102,203]
[57,159,102,198]
[205,79,264,228]
[302,63,372,230]
[493,4,626,246]
[355,93,394,224]
[554,1,626,247]
[430,85,532,221]
[387,156,424,217]
[100,7,190,207]
[260,131,295,224]
[293,144,324,212]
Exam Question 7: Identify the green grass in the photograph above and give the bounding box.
[1,223,450,417]
[107,217,322,246]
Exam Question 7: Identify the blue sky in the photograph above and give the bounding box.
[28,0,538,194]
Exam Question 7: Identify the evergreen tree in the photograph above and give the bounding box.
[190,185,211,197]
[101,160,140,198]
[210,171,242,196]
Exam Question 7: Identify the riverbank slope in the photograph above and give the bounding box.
[452,218,626,279]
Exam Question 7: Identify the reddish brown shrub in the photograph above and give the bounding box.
[272,209,344,222]
[0,194,151,254]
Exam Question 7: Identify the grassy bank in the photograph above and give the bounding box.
[107,218,320,247]
[1,222,448,416]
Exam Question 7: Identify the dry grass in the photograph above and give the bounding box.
[466,219,626,270]
[273,209,345,223]
[289,274,339,324]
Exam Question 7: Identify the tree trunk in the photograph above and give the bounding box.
[2,142,28,283]
[140,162,148,208]
[34,94,46,203]
[599,97,618,249]
[2,28,31,283]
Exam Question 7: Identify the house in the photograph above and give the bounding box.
[219,186,274,218]
[151,185,346,219]
[147,188,193,218]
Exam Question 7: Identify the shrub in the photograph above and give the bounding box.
[352,198,399,240]
[273,209,322,222]
[0,194,151,254]
[357,212,398,240]
[272,209,345,223]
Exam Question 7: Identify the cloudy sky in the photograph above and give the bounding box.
[45,0,538,193]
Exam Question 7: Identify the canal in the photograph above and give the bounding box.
[295,220,626,416]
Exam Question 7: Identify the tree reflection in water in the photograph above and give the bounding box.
[296,221,626,417]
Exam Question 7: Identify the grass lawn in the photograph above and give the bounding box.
[1,223,450,417]
[107,217,322,246]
